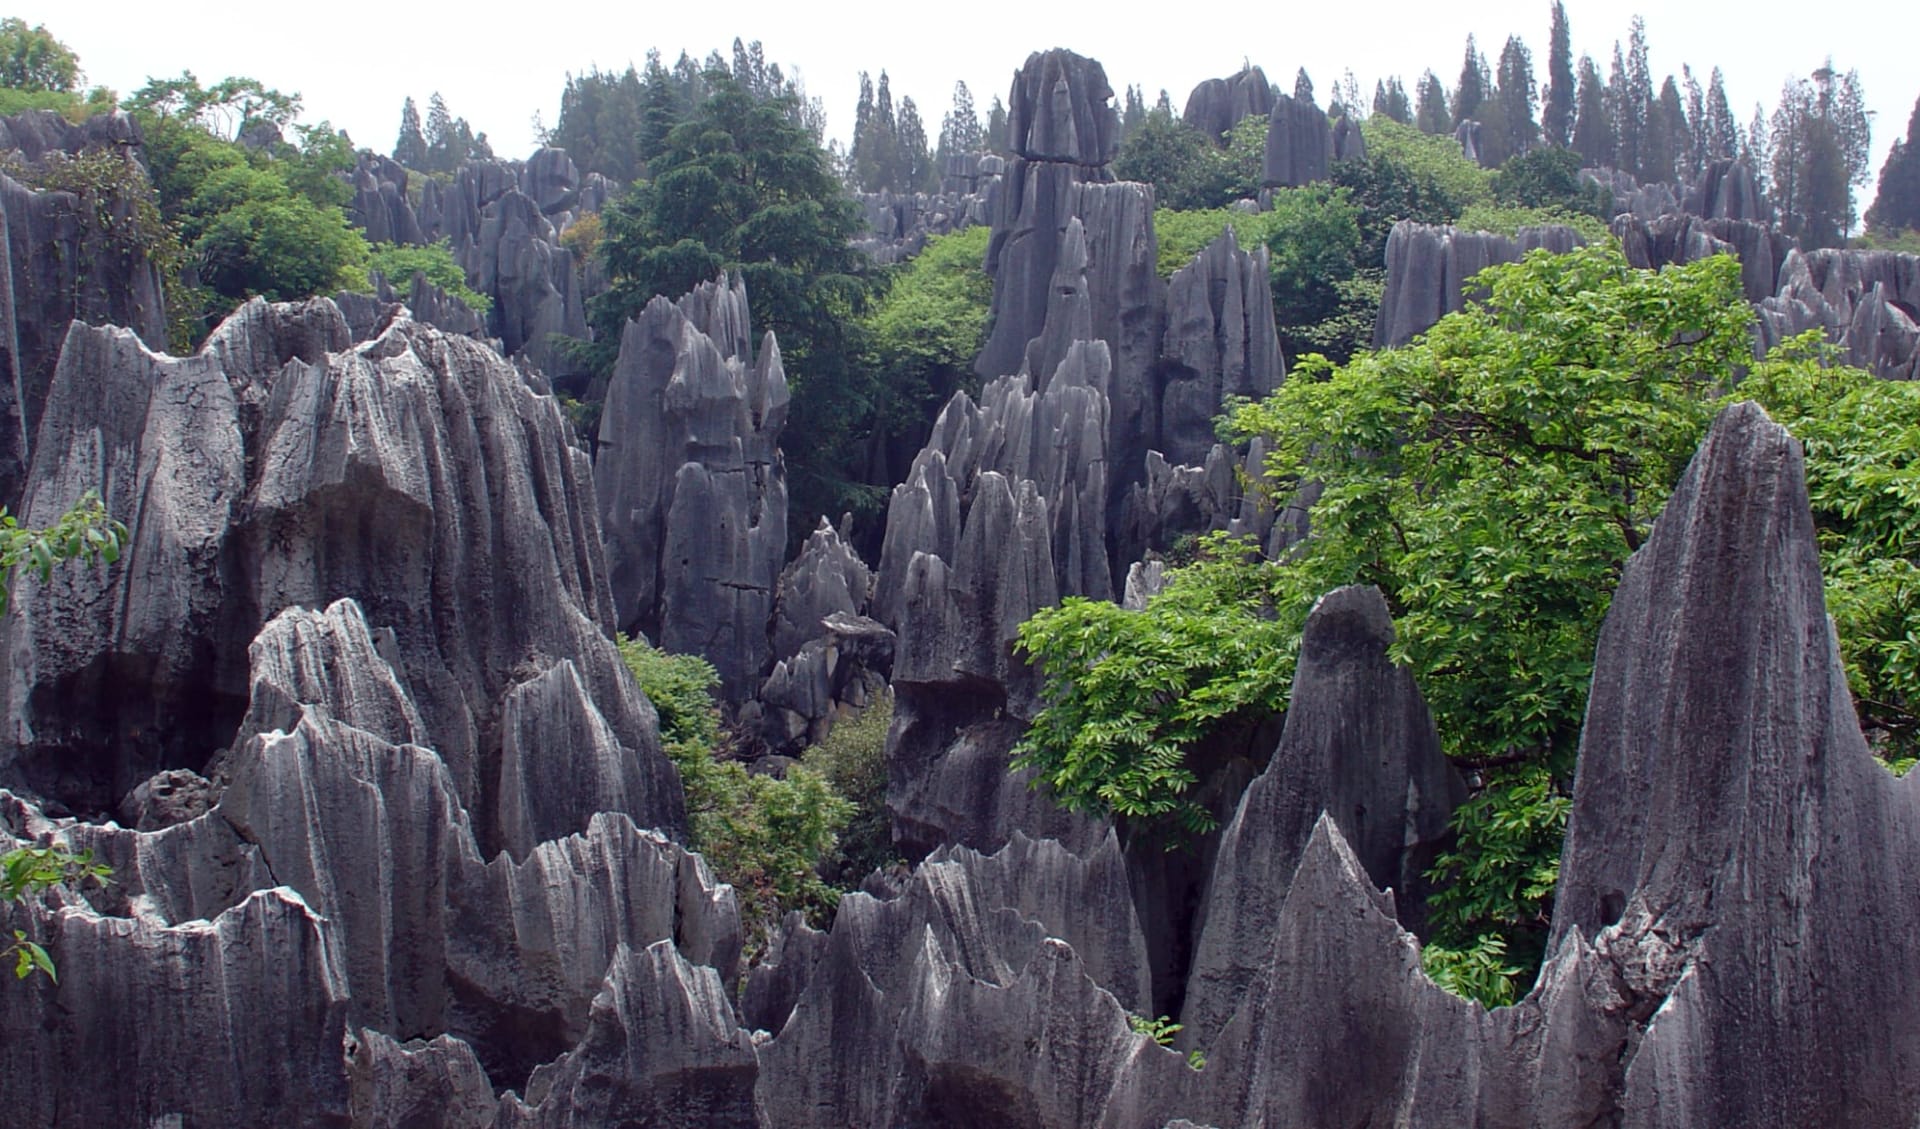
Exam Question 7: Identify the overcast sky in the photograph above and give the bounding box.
[22,0,1913,199]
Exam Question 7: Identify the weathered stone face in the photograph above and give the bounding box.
[1373,219,1588,348]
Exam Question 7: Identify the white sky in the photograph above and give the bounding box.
[20,0,1913,198]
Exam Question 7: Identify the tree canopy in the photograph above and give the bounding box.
[1013,245,1920,1002]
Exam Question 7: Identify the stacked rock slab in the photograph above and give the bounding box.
[758,519,889,752]
[1181,67,1275,142]
[1372,219,1588,348]
[0,111,168,509]
[2,596,737,1121]
[1,299,679,851]
[594,272,788,703]
[1758,247,1920,380]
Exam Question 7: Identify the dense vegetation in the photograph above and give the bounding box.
[618,637,891,946]
[1014,246,1920,1002]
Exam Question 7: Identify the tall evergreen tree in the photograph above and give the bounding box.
[1492,36,1539,163]
[1612,18,1654,178]
[1642,75,1688,184]
[1452,36,1488,128]
[1122,83,1148,138]
[938,80,983,168]
[1332,69,1364,119]
[1543,1,1575,148]
[897,95,934,193]
[1744,103,1771,189]
[1572,55,1615,168]
[1865,94,1920,234]
[1705,68,1740,166]
[1374,77,1412,124]
[1769,63,1872,248]
[986,95,1009,154]
[393,96,428,170]
[1415,70,1450,135]
[1294,67,1316,106]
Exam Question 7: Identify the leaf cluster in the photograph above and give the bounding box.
[2,846,110,983]
[365,240,491,315]
[0,490,127,616]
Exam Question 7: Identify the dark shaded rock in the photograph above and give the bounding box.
[1262,93,1333,188]
[347,152,424,246]
[0,108,143,164]
[1181,67,1275,142]
[739,910,830,1034]
[520,148,582,216]
[1613,212,1792,303]
[1,302,677,846]
[1157,226,1284,467]
[753,833,1157,1128]
[1682,159,1767,222]
[1331,114,1367,163]
[772,518,872,662]
[349,1030,499,1129]
[0,162,168,509]
[1005,49,1121,165]
[0,886,354,1128]
[1372,219,1588,348]
[117,767,217,831]
[502,940,759,1129]
[1550,400,1920,1124]
[1180,585,1463,1047]
[593,272,788,702]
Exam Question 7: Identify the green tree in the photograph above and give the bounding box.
[1866,94,1920,235]
[1112,106,1234,211]
[937,81,983,169]
[1451,37,1489,129]
[1542,2,1575,149]
[1490,146,1610,220]
[1770,63,1872,248]
[591,64,874,529]
[1373,78,1412,125]
[1414,71,1450,136]
[364,240,490,313]
[392,96,429,170]
[1571,55,1615,168]
[1015,246,1917,1001]
[0,18,78,94]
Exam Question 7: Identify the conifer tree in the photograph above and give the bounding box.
[938,81,983,168]
[1572,55,1615,168]
[897,95,934,193]
[1865,94,1920,234]
[1373,77,1412,124]
[1492,36,1539,163]
[986,95,1009,153]
[1452,36,1488,128]
[1294,67,1316,106]
[1415,71,1450,135]
[393,96,428,169]
[1543,1,1575,148]
[1705,68,1740,165]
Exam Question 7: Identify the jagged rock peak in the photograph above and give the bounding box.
[1159,225,1286,467]
[1262,92,1333,188]
[1180,584,1462,1047]
[593,271,788,703]
[1372,219,1587,348]
[0,107,143,164]
[1005,49,1121,166]
[1182,67,1276,142]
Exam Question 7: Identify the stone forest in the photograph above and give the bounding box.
[2,7,1919,1126]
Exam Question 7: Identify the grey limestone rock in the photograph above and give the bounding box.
[0,108,143,164]
[1372,219,1588,348]
[1262,92,1334,188]
[1,302,677,850]
[1005,49,1121,165]
[1180,585,1463,1047]
[771,518,872,662]
[1331,113,1367,163]
[0,162,168,509]
[117,767,217,831]
[1757,247,1920,380]
[1613,211,1792,303]
[502,940,759,1129]
[1181,67,1275,142]
[593,272,788,702]
[349,1030,499,1129]
[347,152,425,246]
[1158,226,1285,467]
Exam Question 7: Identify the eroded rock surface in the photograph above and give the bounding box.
[1373,219,1587,347]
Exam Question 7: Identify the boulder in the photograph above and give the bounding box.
[1181,67,1275,142]
[1261,93,1332,188]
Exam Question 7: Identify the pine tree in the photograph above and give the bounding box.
[393,96,428,170]
[424,93,456,173]
[1543,1,1575,148]
[1866,94,1920,234]
[1332,70,1363,119]
[1572,55,1615,168]
[1416,71,1450,135]
[1611,18,1654,178]
[1744,104,1771,190]
[1374,77,1412,124]
[1769,63,1873,248]
[1452,36,1488,128]
[1492,36,1539,163]
[987,95,1009,154]
[938,80,983,168]
[1642,75,1687,184]
[1705,68,1740,165]
[897,95,933,193]
[849,72,876,188]
[1122,84,1147,138]
[638,50,682,173]
[1294,67,1316,106]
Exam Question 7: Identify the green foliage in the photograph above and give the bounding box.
[1422,931,1521,1008]
[1851,226,1920,254]
[0,149,182,310]
[1114,108,1254,212]
[1151,209,1284,278]
[364,241,490,314]
[591,65,874,530]
[0,18,79,94]
[1453,202,1610,243]
[1490,147,1610,220]
[859,226,992,471]
[1127,1014,1206,1069]
[2,847,109,983]
[1018,247,1786,1000]
[618,636,854,941]
[1,491,127,616]
[1357,117,1492,216]
[0,85,113,120]
[801,692,897,883]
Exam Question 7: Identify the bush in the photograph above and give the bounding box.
[1454,202,1610,243]
[618,636,854,944]
[801,691,895,883]
[364,240,490,314]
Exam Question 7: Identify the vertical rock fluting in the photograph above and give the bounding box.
[1757,248,1920,381]
[1,301,679,849]
[1261,92,1334,189]
[593,272,788,703]
[0,121,168,509]
[1372,219,1588,348]
[1156,226,1285,468]
[1181,67,1275,143]
[1179,585,1463,1048]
